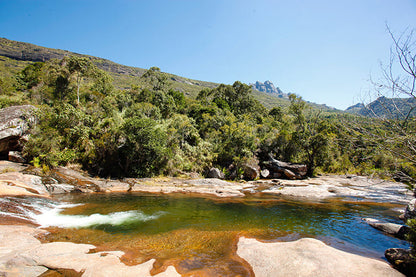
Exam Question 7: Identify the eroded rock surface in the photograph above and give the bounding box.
[237,237,403,277]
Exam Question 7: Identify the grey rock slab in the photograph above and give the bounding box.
[237,237,403,277]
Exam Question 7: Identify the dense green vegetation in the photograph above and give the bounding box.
[0,54,414,183]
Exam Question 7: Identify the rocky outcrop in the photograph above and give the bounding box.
[0,105,36,160]
[263,156,307,179]
[250,81,287,98]
[237,237,403,277]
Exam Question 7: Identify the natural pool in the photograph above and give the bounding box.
[6,192,404,276]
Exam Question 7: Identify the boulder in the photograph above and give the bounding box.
[260,169,270,178]
[0,105,36,158]
[207,168,224,179]
[243,165,259,181]
[385,248,416,276]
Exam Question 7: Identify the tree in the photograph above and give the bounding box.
[287,94,332,176]
[66,56,97,105]
[141,67,169,91]
[365,27,416,182]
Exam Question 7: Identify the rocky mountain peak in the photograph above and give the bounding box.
[250,80,287,98]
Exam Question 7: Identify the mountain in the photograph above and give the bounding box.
[0,37,339,112]
[345,97,416,119]
[250,80,287,98]
[345,103,365,113]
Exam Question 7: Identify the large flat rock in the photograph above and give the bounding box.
[237,237,403,277]
[0,225,180,277]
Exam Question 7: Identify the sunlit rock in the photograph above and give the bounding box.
[237,237,403,276]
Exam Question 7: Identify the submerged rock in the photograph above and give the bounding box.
[238,237,403,276]
[363,218,409,239]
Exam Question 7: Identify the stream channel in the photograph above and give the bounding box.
[0,191,411,276]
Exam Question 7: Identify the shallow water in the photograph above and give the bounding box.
[0,193,410,276]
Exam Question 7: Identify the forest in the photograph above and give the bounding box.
[0,52,414,185]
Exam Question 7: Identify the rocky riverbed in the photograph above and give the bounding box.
[0,160,411,276]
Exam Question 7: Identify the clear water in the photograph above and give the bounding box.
[0,193,410,276]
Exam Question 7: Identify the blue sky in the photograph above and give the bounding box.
[1,0,416,109]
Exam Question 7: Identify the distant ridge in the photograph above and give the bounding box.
[345,96,416,119]
[0,37,220,96]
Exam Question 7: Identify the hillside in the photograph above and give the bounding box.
[0,37,340,112]
[0,37,218,96]
[346,97,416,119]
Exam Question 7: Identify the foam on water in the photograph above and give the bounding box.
[0,196,164,228]
[33,209,164,228]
